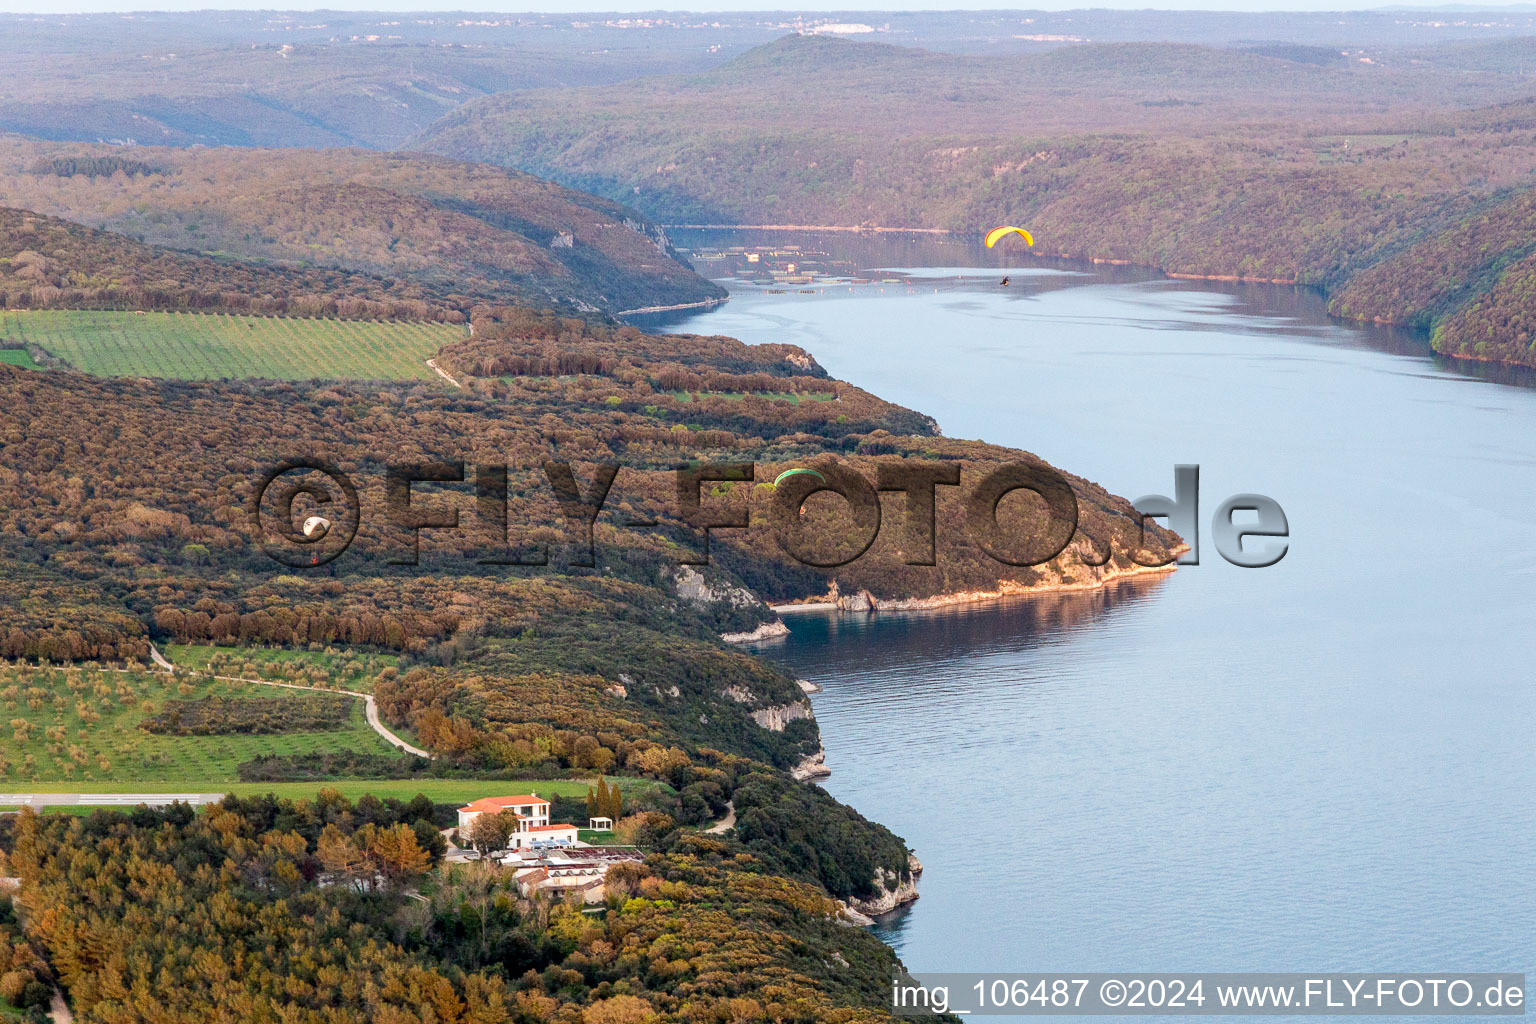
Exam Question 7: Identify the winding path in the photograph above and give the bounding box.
[150,645,433,759]
[704,800,735,834]
[426,358,462,388]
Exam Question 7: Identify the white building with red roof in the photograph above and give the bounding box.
[457,794,550,832]
[457,794,581,850]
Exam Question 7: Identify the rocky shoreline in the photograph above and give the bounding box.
[841,853,925,923]
[614,296,729,315]
[663,222,950,235]
[719,620,790,643]
[769,553,1181,617]
[791,747,830,781]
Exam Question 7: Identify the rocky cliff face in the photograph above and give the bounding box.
[719,684,815,732]
[720,681,828,776]
[847,856,922,916]
[749,699,814,732]
[791,747,830,780]
[837,588,879,612]
[674,566,791,643]
[868,544,1186,611]
[674,565,760,609]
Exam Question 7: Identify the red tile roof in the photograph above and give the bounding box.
[526,823,578,833]
[459,795,549,813]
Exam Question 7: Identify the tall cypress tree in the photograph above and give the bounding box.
[595,777,611,822]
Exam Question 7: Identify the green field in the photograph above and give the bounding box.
[0,310,464,380]
[163,644,398,692]
[2,778,666,804]
[0,348,39,370]
[0,666,395,784]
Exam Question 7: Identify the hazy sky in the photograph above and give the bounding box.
[4,0,1533,12]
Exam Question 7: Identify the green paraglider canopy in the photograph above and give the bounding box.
[773,467,827,488]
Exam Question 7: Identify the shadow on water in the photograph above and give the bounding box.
[749,573,1172,673]
[866,896,918,949]
[1166,280,1536,388]
[747,574,1172,955]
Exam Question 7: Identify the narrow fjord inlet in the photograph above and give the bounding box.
[650,232,1536,976]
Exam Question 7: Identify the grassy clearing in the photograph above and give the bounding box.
[0,348,38,370]
[0,665,394,785]
[3,778,667,804]
[142,692,353,735]
[163,644,398,693]
[222,779,662,803]
[0,309,464,380]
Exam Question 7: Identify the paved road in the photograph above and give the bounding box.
[360,691,433,758]
[0,793,225,807]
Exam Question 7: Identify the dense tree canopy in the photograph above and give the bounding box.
[4,795,935,1023]
[0,142,723,315]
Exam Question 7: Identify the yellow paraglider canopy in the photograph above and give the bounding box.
[984,226,1035,249]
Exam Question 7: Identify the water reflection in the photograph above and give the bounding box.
[752,574,1171,672]
[751,576,1171,954]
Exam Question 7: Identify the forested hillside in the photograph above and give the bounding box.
[0,294,1174,1020]
[17,5,1536,156]
[5,794,918,1023]
[0,143,723,314]
[0,307,1176,663]
[0,207,463,320]
[0,31,731,150]
[416,33,1536,367]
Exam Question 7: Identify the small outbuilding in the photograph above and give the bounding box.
[518,823,579,848]
[588,816,613,831]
